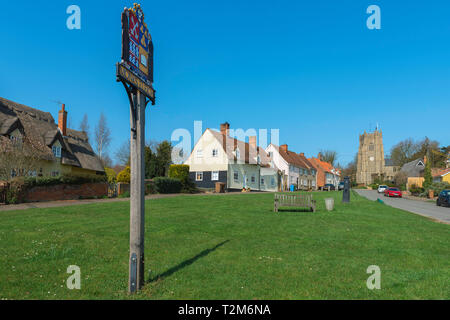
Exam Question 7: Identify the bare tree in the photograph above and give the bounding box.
[79,113,90,139]
[0,135,47,181]
[94,112,112,164]
[390,138,419,167]
[320,150,338,166]
[115,139,130,166]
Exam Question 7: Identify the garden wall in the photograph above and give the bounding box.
[24,182,108,202]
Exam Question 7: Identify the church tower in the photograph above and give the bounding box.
[356,129,385,185]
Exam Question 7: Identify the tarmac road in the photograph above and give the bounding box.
[355,189,450,224]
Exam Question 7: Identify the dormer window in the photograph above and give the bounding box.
[52,145,61,158]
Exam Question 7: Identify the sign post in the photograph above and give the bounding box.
[342,176,350,203]
[116,3,155,293]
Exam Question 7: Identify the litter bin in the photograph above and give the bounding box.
[325,198,334,211]
[290,184,295,192]
[215,182,225,193]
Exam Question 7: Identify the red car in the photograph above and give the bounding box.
[384,187,402,198]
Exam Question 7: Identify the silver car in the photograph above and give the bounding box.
[377,185,388,193]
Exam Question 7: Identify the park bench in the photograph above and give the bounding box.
[274,193,316,213]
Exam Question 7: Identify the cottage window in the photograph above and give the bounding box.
[196,172,203,181]
[52,145,61,158]
[251,175,256,183]
[196,149,203,158]
[212,149,218,157]
[234,171,239,182]
[271,178,275,186]
[261,178,265,184]
[211,171,219,181]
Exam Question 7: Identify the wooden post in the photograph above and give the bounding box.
[129,90,146,293]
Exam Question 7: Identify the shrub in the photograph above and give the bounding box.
[117,166,131,183]
[145,180,157,195]
[153,177,182,194]
[23,173,107,188]
[409,184,425,196]
[6,177,27,204]
[168,164,189,180]
[118,191,130,198]
[104,167,117,184]
[168,164,198,193]
[427,182,450,196]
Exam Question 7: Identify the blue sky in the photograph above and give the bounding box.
[1,0,449,165]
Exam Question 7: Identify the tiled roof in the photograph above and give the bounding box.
[433,168,450,177]
[209,129,271,166]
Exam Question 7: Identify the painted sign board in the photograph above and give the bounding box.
[120,3,154,99]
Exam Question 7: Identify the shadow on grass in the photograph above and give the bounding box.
[147,240,230,283]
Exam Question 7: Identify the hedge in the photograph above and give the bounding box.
[153,177,182,194]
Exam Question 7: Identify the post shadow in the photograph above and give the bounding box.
[147,240,230,283]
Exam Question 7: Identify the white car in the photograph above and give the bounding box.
[377,185,388,193]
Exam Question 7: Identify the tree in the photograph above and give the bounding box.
[390,138,420,167]
[156,140,173,177]
[94,112,112,165]
[320,150,338,166]
[115,139,130,166]
[423,157,433,189]
[79,113,90,140]
[0,135,47,181]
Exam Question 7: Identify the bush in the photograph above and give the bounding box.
[168,164,189,180]
[409,184,425,196]
[168,164,198,193]
[145,180,157,195]
[427,182,450,196]
[6,177,26,204]
[118,191,130,198]
[104,167,117,184]
[153,177,182,194]
[23,173,107,188]
[117,166,131,183]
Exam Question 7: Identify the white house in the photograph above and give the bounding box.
[265,144,317,191]
[184,123,280,192]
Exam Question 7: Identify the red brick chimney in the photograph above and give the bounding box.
[58,104,67,136]
[249,136,257,150]
[299,152,305,157]
[423,155,427,164]
[280,144,288,153]
[220,122,230,136]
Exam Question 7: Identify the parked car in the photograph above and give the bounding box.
[377,185,388,193]
[323,184,336,191]
[384,187,402,198]
[436,189,450,207]
[338,182,345,191]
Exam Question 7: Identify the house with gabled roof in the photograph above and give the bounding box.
[433,168,450,184]
[184,122,280,192]
[265,144,317,191]
[308,153,341,190]
[0,97,104,180]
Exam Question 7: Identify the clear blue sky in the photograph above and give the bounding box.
[1,0,449,165]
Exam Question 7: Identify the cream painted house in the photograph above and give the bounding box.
[184,123,280,191]
[0,97,104,180]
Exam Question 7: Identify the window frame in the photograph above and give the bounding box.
[195,171,203,181]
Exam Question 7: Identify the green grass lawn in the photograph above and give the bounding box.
[0,191,448,299]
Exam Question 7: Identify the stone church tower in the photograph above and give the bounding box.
[356,129,386,185]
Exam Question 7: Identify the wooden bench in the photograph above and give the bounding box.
[274,193,316,212]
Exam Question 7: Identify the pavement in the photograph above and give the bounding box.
[355,189,450,224]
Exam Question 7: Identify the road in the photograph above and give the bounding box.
[355,189,450,224]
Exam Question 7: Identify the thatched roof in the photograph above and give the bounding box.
[0,97,104,172]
